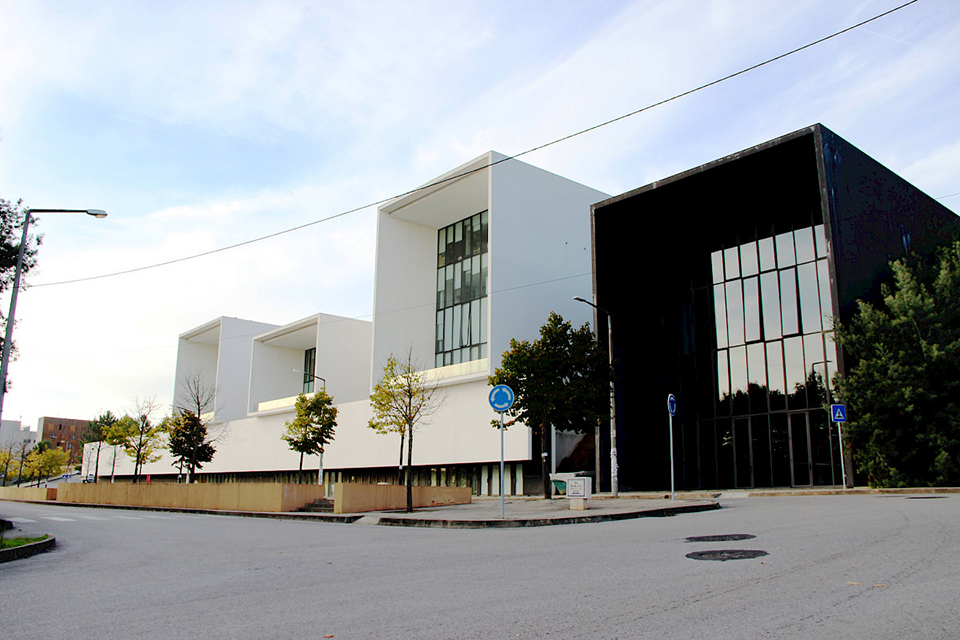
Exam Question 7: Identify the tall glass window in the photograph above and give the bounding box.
[706,224,838,487]
[436,211,488,367]
[303,348,316,394]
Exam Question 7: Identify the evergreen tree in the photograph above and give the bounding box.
[835,241,960,487]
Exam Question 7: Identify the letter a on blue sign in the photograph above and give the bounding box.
[831,404,847,422]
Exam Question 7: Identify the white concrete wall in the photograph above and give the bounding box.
[324,377,530,469]
[173,317,278,423]
[369,211,437,378]
[488,157,609,366]
[315,314,372,404]
[248,340,303,413]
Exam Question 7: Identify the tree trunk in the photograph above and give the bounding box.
[93,441,102,482]
[406,422,414,513]
[298,451,304,484]
[541,422,550,499]
[398,431,405,485]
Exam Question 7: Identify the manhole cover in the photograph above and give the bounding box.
[907,496,946,499]
[686,549,768,561]
[686,534,756,543]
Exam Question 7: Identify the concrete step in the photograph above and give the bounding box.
[298,498,334,513]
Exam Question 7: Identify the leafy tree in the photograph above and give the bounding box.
[489,312,613,498]
[111,398,165,483]
[165,411,216,483]
[0,441,13,485]
[835,241,960,487]
[0,198,42,380]
[24,447,69,486]
[11,438,33,486]
[81,411,117,483]
[369,351,441,512]
[281,390,337,484]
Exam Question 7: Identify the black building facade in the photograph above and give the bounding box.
[591,124,960,491]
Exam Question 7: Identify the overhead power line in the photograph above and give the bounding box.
[33,0,921,288]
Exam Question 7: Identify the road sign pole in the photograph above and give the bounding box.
[489,385,515,520]
[669,412,675,500]
[667,394,677,500]
[837,422,848,491]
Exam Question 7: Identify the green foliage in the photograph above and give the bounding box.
[282,390,337,483]
[165,411,216,479]
[489,312,613,437]
[24,447,69,481]
[835,242,960,487]
[107,400,165,483]
[1,535,49,550]
[369,351,441,511]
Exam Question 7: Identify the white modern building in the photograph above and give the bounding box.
[84,152,608,495]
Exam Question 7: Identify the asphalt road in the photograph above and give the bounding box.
[1,494,957,639]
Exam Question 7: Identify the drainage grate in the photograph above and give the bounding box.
[907,496,946,499]
[686,534,756,543]
[686,549,768,561]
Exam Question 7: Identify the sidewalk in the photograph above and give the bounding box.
[1,493,720,528]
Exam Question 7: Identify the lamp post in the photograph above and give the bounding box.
[573,296,618,497]
[811,359,847,490]
[0,208,107,423]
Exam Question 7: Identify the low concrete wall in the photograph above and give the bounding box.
[0,487,57,501]
[56,483,326,513]
[334,483,471,514]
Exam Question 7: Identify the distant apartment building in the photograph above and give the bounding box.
[39,416,89,463]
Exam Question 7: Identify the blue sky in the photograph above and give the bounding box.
[1,0,958,431]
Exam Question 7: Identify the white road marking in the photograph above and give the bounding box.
[42,517,76,522]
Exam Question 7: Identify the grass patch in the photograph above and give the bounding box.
[0,535,49,550]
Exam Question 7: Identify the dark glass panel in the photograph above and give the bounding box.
[795,227,816,264]
[734,418,752,488]
[767,341,786,412]
[814,224,827,258]
[729,346,748,415]
[699,420,718,489]
[817,259,833,328]
[803,333,826,408]
[798,262,821,333]
[759,237,776,272]
[713,284,728,349]
[711,251,724,284]
[683,422,699,489]
[760,271,782,340]
[717,419,735,488]
[741,241,759,277]
[770,413,791,486]
[810,409,833,485]
[780,268,799,335]
[775,231,796,268]
[716,350,730,415]
[784,336,806,410]
[790,413,811,486]
[752,415,772,487]
[747,343,767,413]
[824,332,839,393]
[726,281,745,346]
[724,246,740,280]
[743,277,761,342]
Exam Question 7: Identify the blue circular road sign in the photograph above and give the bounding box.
[667,394,677,416]
[489,385,515,412]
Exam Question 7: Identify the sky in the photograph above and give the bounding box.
[1,0,958,432]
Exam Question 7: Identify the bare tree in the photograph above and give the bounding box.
[115,398,164,484]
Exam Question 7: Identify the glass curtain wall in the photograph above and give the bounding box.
[695,224,842,488]
[436,211,489,368]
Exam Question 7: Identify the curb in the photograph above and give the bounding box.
[0,531,57,563]
[377,501,721,529]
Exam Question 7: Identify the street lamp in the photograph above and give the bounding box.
[0,208,108,423]
[811,359,848,490]
[573,296,619,497]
